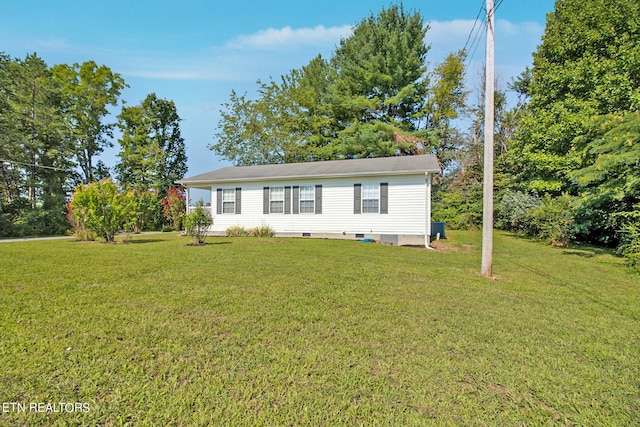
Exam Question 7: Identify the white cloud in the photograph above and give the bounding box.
[426,19,476,46]
[228,25,353,50]
[496,19,544,37]
[123,70,232,81]
[37,39,73,51]
[426,19,544,52]
[108,19,544,88]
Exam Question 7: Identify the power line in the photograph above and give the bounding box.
[464,2,487,68]
[0,159,73,172]
[462,1,486,55]
[464,0,505,67]
[466,19,486,67]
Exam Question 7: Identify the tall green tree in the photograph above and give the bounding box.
[5,54,68,207]
[571,112,640,244]
[326,3,430,158]
[508,0,640,194]
[0,53,21,204]
[212,55,334,165]
[432,73,514,230]
[212,4,467,165]
[0,53,71,235]
[53,61,127,183]
[420,50,468,168]
[115,93,187,194]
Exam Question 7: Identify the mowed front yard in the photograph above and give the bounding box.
[0,231,638,426]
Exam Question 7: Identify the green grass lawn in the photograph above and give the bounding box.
[0,231,638,426]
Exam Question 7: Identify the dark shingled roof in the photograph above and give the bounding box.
[179,155,440,185]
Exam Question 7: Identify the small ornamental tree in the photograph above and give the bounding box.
[69,179,136,242]
[161,187,186,231]
[130,189,160,233]
[183,201,212,245]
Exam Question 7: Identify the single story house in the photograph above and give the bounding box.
[177,154,440,247]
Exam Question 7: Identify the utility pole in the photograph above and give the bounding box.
[481,0,495,277]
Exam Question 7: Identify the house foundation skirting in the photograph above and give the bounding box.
[204,231,426,246]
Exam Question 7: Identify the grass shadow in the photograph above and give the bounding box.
[183,241,232,246]
[560,245,614,258]
[124,239,166,244]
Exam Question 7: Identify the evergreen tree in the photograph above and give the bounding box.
[116,93,187,194]
[212,4,467,164]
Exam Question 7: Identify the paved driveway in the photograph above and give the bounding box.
[0,236,74,243]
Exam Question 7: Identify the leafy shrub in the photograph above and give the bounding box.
[432,185,483,230]
[66,203,95,241]
[618,223,640,272]
[225,224,274,237]
[0,197,68,238]
[615,207,640,272]
[496,190,577,246]
[528,195,576,246]
[183,202,213,245]
[249,225,275,237]
[130,190,161,233]
[69,179,136,243]
[161,187,186,231]
[495,190,541,234]
[225,225,249,237]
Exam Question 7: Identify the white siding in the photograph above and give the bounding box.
[205,174,427,236]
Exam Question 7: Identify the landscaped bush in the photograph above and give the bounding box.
[161,187,185,231]
[66,203,96,241]
[225,225,249,237]
[68,179,136,242]
[249,224,275,237]
[183,202,213,245]
[225,224,274,237]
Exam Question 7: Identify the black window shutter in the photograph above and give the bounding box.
[263,187,269,214]
[284,186,291,214]
[354,184,361,214]
[235,187,241,214]
[293,186,299,214]
[216,188,222,214]
[315,185,322,214]
[380,182,388,214]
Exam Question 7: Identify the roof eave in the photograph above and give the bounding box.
[178,169,440,186]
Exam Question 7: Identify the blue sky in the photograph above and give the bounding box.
[2,0,556,178]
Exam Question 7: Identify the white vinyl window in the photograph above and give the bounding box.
[299,186,315,214]
[270,187,284,213]
[362,184,379,213]
[222,189,235,214]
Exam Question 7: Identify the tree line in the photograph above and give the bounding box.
[210,1,640,269]
[0,54,187,237]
